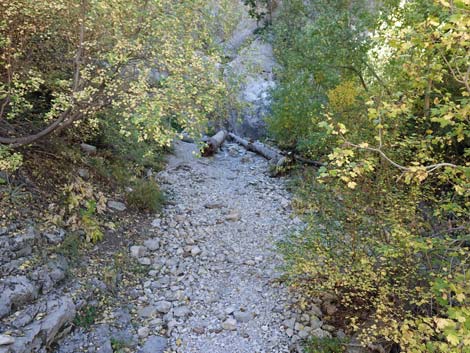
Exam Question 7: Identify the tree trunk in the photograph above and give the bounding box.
[201,130,228,157]
[228,133,282,162]
[229,132,324,168]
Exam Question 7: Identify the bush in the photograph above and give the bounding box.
[275,0,470,351]
[126,179,165,213]
[305,337,347,353]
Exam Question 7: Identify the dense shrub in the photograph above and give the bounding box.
[273,0,470,351]
[0,0,231,162]
[126,179,165,213]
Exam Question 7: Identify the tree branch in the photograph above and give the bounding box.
[345,140,460,173]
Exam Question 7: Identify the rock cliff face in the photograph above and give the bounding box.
[223,2,279,139]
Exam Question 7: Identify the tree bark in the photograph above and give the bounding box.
[201,130,228,157]
[228,133,282,163]
[229,132,324,167]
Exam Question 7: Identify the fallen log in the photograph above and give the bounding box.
[228,132,324,168]
[201,130,228,157]
[289,153,324,167]
[228,133,282,163]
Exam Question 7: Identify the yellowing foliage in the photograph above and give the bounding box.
[0,0,231,154]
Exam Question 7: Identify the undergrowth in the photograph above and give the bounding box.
[126,179,165,213]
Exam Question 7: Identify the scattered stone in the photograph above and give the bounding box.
[310,316,323,330]
[224,306,236,315]
[322,301,337,316]
[139,335,167,353]
[155,301,172,314]
[234,310,252,323]
[190,246,201,256]
[225,210,241,222]
[44,228,66,244]
[107,200,127,212]
[138,257,152,266]
[311,328,332,339]
[0,335,15,346]
[80,143,97,155]
[151,219,161,228]
[144,239,160,251]
[138,306,157,318]
[228,146,239,157]
[77,168,90,180]
[222,318,237,331]
[11,296,75,352]
[283,318,296,329]
[130,246,147,258]
[240,156,251,164]
[192,327,205,335]
[138,327,150,338]
[323,324,336,332]
[0,276,38,319]
[336,329,347,339]
[310,304,323,317]
[204,202,224,209]
[173,306,190,318]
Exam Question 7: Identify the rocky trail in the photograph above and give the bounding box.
[1,5,337,352]
[0,140,336,353]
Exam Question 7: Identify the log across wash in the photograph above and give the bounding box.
[201,130,323,168]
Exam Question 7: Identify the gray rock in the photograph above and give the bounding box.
[151,219,161,228]
[12,227,38,250]
[77,168,90,180]
[173,306,190,317]
[11,296,75,352]
[138,306,157,318]
[311,328,332,339]
[155,301,172,314]
[310,316,323,330]
[204,202,224,209]
[234,310,252,323]
[107,200,127,211]
[144,239,160,251]
[80,143,97,154]
[225,210,241,222]
[222,318,237,331]
[190,246,201,256]
[0,276,38,318]
[138,257,151,266]
[32,256,68,294]
[310,304,323,317]
[44,228,66,244]
[336,329,346,340]
[138,327,150,338]
[323,324,336,332]
[224,306,236,315]
[139,336,167,353]
[0,334,15,346]
[228,146,239,157]
[227,38,278,139]
[130,246,147,258]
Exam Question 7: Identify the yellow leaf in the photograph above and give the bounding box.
[434,318,452,329]
[446,333,460,346]
[347,181,357,189]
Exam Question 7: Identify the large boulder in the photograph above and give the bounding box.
[2,296,76,353]
[0,276,38,319]
[226,39,278,139]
